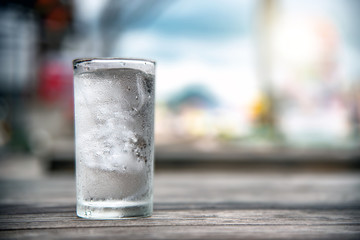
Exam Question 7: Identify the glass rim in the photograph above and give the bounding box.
[73,57,156,66]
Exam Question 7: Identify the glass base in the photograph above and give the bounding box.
[77,200,152,219]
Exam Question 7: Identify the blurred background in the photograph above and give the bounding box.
[0,0,359,177]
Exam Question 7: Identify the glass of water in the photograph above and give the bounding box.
[73,58,155,219]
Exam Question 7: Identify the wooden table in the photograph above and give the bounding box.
[1,169,360,239]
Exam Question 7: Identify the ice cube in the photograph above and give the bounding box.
[74,68,149,114]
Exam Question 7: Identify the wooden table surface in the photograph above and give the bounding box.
[1,169,360,239]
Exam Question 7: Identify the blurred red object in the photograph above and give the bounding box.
[37,59,72,104]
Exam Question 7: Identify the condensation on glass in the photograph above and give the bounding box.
[73,58,155,219]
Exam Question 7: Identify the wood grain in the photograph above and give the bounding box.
[1,170,360,239]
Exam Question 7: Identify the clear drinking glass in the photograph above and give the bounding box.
[73,58,155,219]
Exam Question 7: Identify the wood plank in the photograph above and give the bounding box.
[1,224,360,240]
[1,208,360,229]
[1,227,360,240]
[1,208,359,239]
[1,171,360,239]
